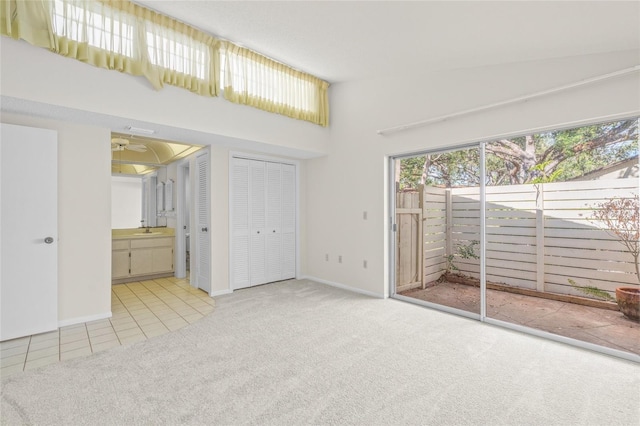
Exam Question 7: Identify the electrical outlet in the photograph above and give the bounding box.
[338,255,342,263]
[363,260,367,269]
[325,254,329,261]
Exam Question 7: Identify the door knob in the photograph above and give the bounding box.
[202,227,208,232]
[44,237,54,244]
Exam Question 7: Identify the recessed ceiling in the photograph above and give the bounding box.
[111,132,203,175]
[134,1,640,83]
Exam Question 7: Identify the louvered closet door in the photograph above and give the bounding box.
[281,164,296,279]
[231,159,250,289]
[196,152,211,293]
[265,162,283,282]
[231,157,296,289]
[249,160,267,286]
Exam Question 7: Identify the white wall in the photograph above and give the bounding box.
[305,50,640,297]
[0,113,112,324]
[111,176,142,229]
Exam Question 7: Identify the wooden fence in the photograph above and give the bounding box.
[395,188,423,292]
[398,178,639,298]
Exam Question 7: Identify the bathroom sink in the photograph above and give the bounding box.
[133,232,164,236]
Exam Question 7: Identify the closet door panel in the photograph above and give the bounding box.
[281,164,296,279]
[231,159,250,289]
[249,160,267,285]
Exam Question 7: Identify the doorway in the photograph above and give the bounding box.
[176,161,190,279]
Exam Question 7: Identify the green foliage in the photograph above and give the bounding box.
[568,279,615,301]
[397,119,638,189]
[445,240,480,274]
[529,161,564,184]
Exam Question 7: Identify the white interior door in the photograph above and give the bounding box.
[231,159,250,289]
[265,163,283,282]
[230,157,296,290]
[281,164,296,279]
[0,123,58,341]
[249,160,267,286]
[195,151,211,293]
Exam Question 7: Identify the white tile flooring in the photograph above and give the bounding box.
[0,277,215,378]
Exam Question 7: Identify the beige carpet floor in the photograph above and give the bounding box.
[1,279,638,425]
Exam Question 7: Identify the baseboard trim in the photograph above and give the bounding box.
[58,312,112,328]
[210,289,233,297]
[300,276,386,299]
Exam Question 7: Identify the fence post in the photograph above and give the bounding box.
[536,184,545,292]
[445,188,453,259]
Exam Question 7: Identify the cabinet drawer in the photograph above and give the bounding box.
[131,237,174,249]
[112,240,130,250]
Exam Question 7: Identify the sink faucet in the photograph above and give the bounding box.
[141,220,152,233]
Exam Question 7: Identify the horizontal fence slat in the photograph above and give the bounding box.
[425,272,443,284]
[544,255,637,274]
[540,178,638,192]
[544,246,631,262]
[544,237,627,251]
[425,264,445,275]
[487,250,537,264]
[485,226,537,237]
[424,248,446,260]
[486,242,537,255]
[543,187,637,201]
[544,227,619,240]
[545,264,638,285]
[484,184,538,194]
[544,218,609,230]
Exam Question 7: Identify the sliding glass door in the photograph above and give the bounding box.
[392,118,640,360]
[393,145,481,317]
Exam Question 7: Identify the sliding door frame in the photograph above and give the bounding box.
[387,125,640,363]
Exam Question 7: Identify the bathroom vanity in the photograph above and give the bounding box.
[112,228,175,284]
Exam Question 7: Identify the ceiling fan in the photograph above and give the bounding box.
[111,136,147,152]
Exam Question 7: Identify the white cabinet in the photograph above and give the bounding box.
[232,158,296,289]
[112,236,174,283]
[112,240,131,279]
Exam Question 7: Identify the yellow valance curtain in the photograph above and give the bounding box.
[1,0,329,126]
[222,41,329,127]
[0,0,219,96]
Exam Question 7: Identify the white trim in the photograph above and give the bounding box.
[58,312,112,328]
[175,159,190,279]
[229,150,299,167]
[301,276,386,299]
[377,65,640,135]
[210,289,233,297]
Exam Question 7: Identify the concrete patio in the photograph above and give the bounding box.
[401,282,640,356]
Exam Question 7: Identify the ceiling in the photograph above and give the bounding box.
[135,1,640,83]
[3,1,639,159]
[111,132,203,175]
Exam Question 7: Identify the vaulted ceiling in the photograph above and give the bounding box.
[110,133,203,175]
[135,1,640,83]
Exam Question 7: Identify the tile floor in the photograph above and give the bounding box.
[1,276,215,378]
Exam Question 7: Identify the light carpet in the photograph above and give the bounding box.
[1,279,639,425]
